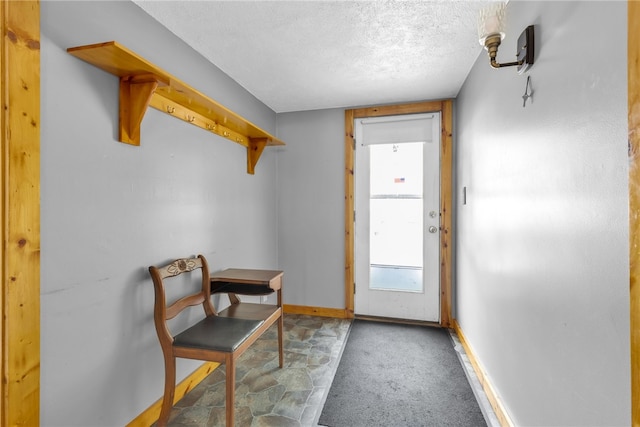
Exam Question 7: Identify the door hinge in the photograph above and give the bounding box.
[354,282,356,294]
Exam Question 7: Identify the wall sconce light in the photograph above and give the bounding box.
[478,2,534,74]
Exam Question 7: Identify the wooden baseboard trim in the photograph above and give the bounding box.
[452,320,514,427]
[283,304,349,319]
[126,361,220,427]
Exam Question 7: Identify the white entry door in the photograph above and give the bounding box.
[354,113,441,322]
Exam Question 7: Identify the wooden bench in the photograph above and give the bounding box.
[148,255,283,426]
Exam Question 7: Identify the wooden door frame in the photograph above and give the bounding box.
[1,1,41,426]
[344,100,453,326]
[629,2,639,425]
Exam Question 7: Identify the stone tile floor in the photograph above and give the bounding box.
[164,314,352,427]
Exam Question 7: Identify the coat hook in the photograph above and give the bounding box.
[206,123,217,131]
[166,106,175,114]
[223,131,230,137]
[187,115,196,123]
[522,76,533,107]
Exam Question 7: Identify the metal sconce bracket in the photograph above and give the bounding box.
[516,25,535,74]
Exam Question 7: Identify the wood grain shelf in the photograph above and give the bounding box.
[67,41,284,174]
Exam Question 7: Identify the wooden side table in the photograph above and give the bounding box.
[210,269,284,367]
[210,268,282,305]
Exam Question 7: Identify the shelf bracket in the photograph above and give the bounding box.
[119,74,167,145]
[247,138,269,175]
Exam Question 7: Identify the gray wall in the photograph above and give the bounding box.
[39,1,631,426]
[41,2,278,425]
[276,109,346,309]
[456,1,629,425]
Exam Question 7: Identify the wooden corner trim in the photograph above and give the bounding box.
[630,3,640,425]
[1,2,41,426]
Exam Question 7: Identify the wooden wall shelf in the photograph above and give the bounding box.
[67,41,284,174]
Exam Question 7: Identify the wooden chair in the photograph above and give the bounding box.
[149,255,283,426]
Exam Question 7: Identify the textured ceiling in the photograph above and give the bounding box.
[133,1,492,113]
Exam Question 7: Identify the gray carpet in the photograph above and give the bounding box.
[318,320,487,427]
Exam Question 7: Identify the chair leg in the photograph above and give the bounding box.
[278,314,284,368]
[226,355,236,427]
[158,354,176,427]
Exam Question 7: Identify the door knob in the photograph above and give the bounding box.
[429,226,438,233]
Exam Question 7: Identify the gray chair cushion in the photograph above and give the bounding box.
[173,316,264,352]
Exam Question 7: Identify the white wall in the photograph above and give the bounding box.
[456,1,629,425]
[40,2,279,425]
[276,109,346,309]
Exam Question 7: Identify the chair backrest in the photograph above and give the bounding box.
[148,255,216,350]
